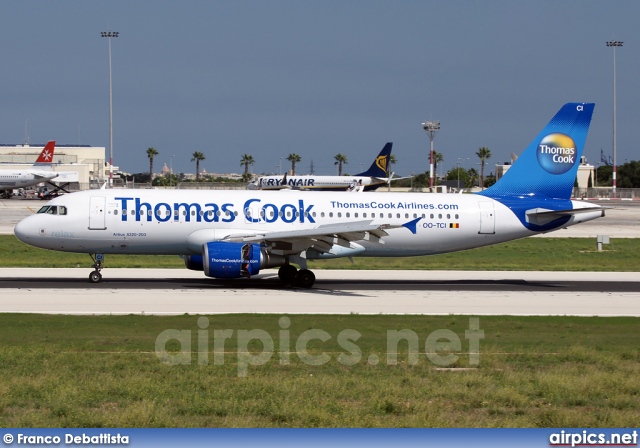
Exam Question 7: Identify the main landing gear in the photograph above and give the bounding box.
[89,254,104,283]
[278,264,316,288]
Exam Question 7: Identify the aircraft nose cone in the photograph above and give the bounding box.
[14,216,35,244]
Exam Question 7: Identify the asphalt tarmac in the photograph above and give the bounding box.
[0,269,638,316]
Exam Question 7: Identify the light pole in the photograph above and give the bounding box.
[456,158,461,191]
[422,120,440,189]
[279,157,282,175]
[606,40,623,196]
[101,30,119,187]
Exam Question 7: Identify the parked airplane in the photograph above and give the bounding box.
[247,142,394,191]
[0,141,59,198]
[15,103,604,288]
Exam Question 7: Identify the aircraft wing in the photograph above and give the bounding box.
[222,221,400,255]
[31,172,59,180]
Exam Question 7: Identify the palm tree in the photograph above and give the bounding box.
[191,151,206,180]
[476,147,491,190]
[286,153,301,175]
[433,151,444,179]
[334,153,348,176]
[146,147,159,181]
[467,168,479,188]
[240,154,255,176]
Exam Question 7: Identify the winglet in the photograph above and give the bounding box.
[34,141,55,165]
[402,217,422,234]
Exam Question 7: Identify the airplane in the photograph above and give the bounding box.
[14,103,604,288]
[0,141,59,198]
[247,142,395,191]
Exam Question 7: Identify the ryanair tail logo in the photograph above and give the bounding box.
[375,155,388,174]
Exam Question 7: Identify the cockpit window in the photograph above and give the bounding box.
[36,205,67,215]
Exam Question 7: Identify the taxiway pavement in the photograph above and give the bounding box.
[1,269,638,316]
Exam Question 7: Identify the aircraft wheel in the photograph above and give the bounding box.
[295,269,316,288]
[89,271,102,283]
[278,264,298,284]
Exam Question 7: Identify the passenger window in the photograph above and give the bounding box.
[346,213,350,218]
[329,212,333,218]
[363,213,367,218]
[114,209,119,216]
[455,214,459,219]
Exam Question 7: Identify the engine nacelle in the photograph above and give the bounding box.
[203,242,261,278]
[183,254,204,271]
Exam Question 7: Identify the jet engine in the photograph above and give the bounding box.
[183,242,284,279]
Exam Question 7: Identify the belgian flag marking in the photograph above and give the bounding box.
[449,223,460,228]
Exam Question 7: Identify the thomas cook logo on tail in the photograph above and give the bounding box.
[536,133,577,175]
[375,155,388,174]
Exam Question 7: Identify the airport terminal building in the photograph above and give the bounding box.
[0,143,114,189]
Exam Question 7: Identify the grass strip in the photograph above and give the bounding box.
[0,314,638,427]
[1,235,639,271]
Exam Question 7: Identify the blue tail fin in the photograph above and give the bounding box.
[479,103,594,200]
[356,142,393,177]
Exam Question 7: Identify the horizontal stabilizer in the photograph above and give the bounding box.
[525,207,605,226]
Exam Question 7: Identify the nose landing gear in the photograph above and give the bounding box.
[89,254,104,283]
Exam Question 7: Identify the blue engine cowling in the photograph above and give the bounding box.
[183,254,204,271]
[203,242,261,278]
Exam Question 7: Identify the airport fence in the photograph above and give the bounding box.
[572,187,640,200]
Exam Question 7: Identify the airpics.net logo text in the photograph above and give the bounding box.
[536,132,577,175]
[155,316,484,377]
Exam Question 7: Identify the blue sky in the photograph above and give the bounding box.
[1,1,638,177]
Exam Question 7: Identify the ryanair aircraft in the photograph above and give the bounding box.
[247,143,393,191]
[14,103,604,288]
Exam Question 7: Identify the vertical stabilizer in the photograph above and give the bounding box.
[479,103,594,200]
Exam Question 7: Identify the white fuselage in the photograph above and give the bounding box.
[14,189,602,258]
[0,169,58,190]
